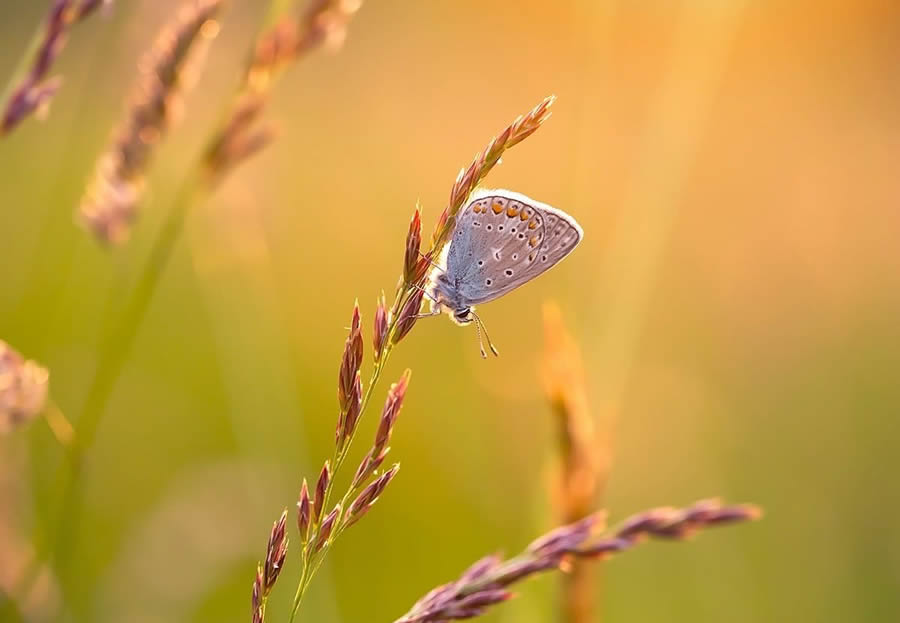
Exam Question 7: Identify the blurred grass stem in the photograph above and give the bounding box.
[11,173,208,605]
[13,0,346,613]
[43,399,76,449]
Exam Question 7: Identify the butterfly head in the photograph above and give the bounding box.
[427,275,472,325]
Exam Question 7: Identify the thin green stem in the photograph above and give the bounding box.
[53,174,206,574]
[42,398,75,450]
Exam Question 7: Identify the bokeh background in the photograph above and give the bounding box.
[1,0,899,621]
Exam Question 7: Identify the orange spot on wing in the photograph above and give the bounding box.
[472,205,482,213]
[520,211,530,221]
[528,220,538,230]
[506,206,520,217]
[529,235,539,248]
[492,202,504,214]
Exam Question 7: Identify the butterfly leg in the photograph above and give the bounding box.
[418,251,445,275]
[411,282,440,305]
[414,309,442,320]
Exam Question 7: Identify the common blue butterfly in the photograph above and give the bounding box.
[427,189,583,356]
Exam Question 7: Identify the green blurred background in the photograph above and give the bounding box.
[1,0,899,621]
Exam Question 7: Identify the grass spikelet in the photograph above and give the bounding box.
[313,461,331,524]
[78,0,222,245]
[428,95,555,254]
[373,293,389,361]
[0,339,50,435]
[252,509,289,623]
[0,0,113,136]
[297,479,312,544]
[395,500,761,622]
[312,505,341,553]
[205,0,363,179]
[337,303,364,449]
[247,98,560,623]
[404,208,423,283]
[392,288,425,345]
[344,464,399,530]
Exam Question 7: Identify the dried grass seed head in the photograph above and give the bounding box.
[78,0,222,244]
[251,565,264,621]
[373,370,410,457]
[429,95,555,253]
[0,340,50,434]
[297,479,312,543]
[395,499,760,623]
[262,510,289,593]
[404,208,423,284]
[1,0,114,135]
[313,505,341,553]
[313,460,331,522]
[205,0,364,177]
[296,0,363,55]
[345,463,398,529]
[392,288,425,344]
[338,303,363,411]
[373,293,389,360]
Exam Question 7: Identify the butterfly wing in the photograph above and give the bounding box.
[445,189,582,306]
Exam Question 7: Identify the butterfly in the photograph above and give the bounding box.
[426,189,583,357]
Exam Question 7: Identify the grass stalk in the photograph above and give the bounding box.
[13,172,207,601]
[11,0,360,614]
[284,96,558,623]
[395,500,761,622]
[541,303,605,623]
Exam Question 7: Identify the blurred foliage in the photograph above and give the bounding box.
[1,0,899,622]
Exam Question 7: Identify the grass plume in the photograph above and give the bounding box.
[78,0,223,245]
[429,95,555,254]
[204,0,362,180]
[243,95,559,622]
[0,340,50,435]
[395,500,761,622]
[0,0,113,136]
[252,510,290,623]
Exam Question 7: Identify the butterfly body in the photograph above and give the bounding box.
[428,189,583,331]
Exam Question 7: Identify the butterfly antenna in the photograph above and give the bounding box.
[472,316,488,359]
[471,311,499,357]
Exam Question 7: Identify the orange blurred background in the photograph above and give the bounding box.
[1,1,899,621]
